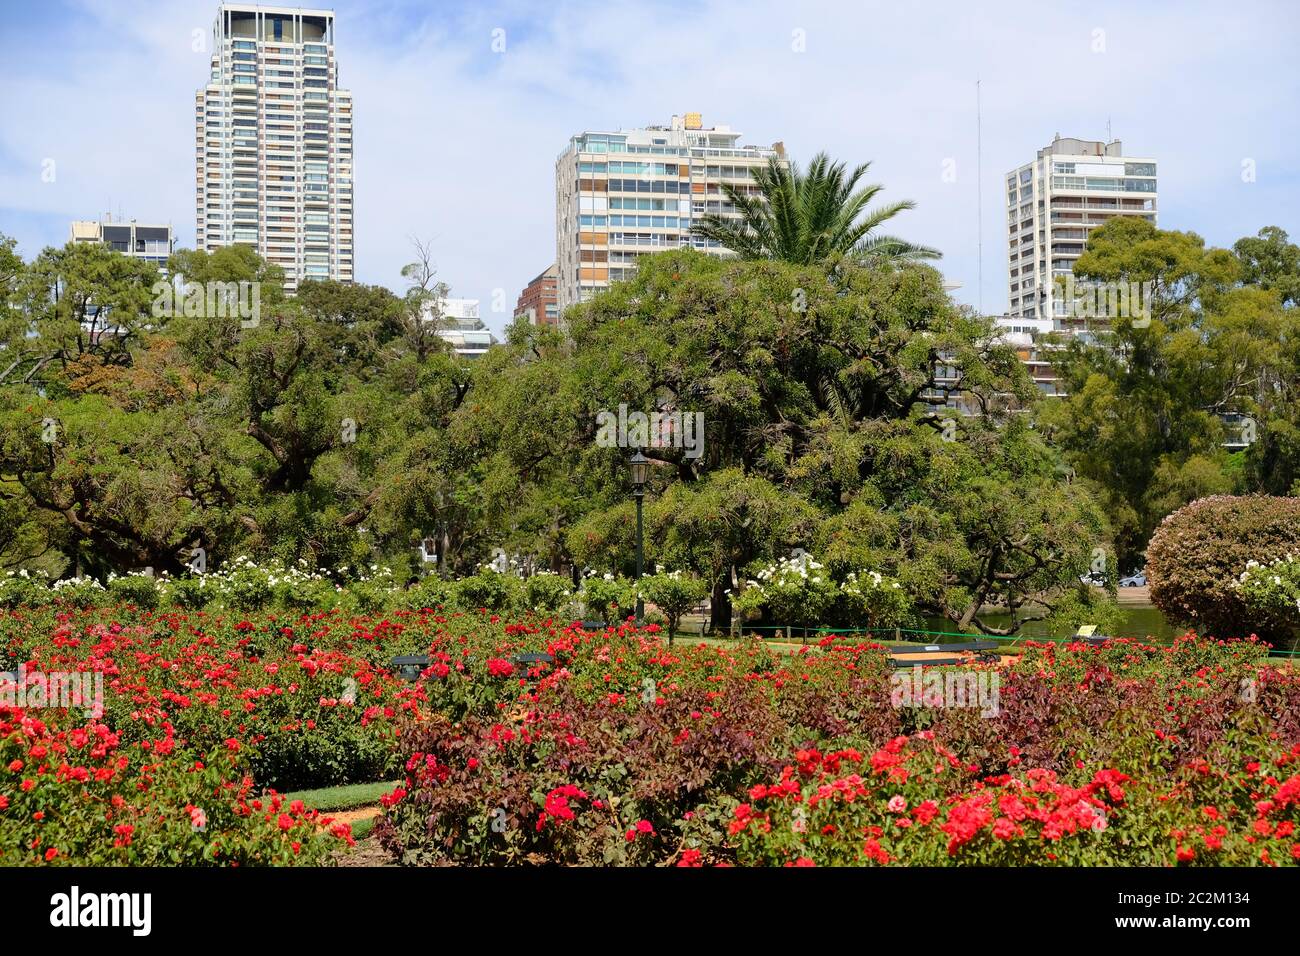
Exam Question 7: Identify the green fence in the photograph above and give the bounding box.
[730,623,1300,657]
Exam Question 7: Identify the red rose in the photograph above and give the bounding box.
[486,658,514,678]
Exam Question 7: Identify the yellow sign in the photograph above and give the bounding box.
[684,112,702,129]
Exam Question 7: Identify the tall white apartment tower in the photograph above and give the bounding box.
[555,113,785,313]
[1006,135,1156,327]
[195,4,353,292]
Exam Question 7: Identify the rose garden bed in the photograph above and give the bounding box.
[2,603,1298,866]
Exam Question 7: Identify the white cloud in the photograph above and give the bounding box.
[1,0,1296,329]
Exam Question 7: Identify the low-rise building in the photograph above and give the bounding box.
[70,218,175,269]
[423,297,498,359]
[515,264,559,326]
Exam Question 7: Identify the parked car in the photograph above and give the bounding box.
[1079,571,1106,587]
[1119,572,1147,587]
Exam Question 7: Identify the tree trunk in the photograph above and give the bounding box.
[709,569,733,634]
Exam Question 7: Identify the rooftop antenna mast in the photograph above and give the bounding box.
[976,77,983,316]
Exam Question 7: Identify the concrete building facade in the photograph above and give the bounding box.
[195,3,353,292]
[555,113,784,312]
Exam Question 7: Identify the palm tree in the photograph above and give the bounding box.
[690,152,940,265]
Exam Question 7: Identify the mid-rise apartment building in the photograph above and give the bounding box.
[70,218,174,269]
[195,3,353,292]
[423,297,498,359]
[1006,135,1156,325]
[555,113,784,312]
[515,264,559,326]
[993,315,1061,396]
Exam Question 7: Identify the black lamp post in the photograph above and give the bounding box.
[628,449,649,623]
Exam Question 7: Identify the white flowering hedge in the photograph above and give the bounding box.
[730,556,911,631]
[0,556,909,632]
[0,559,576,617]
[1235,555,1300,631]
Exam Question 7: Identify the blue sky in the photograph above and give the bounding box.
[1,0,1297,332]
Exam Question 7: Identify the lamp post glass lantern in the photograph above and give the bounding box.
[628,450,648,622]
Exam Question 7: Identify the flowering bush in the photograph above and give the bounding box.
[397,574,456,611]
[1,607,424,792]
[106,572,162,610]
[733,556,910,631]
[0,559,580,621]
[0,570,55,610]
[1147,495,1300,643]
[579,573,635,623]
[1236,555,1300,649]
[452,567,521,612]
[730,729,1300,867]
[49,576,106,610]
[520,571,575,617]
[834,569,913,629]
[637,570,707,642]
[728,735,1134,865]
[732,556,837,629]
[0,706,354,866]
[372,621,1300,866]
[3,595,1299,867]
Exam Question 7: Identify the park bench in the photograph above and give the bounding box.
[887,640,1000,668]
[390,654,430,681]
[511,651,554,672]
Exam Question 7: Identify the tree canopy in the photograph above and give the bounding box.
[1,213,1296,635]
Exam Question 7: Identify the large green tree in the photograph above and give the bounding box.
[0,238,470,577]
[522,250,1107,633]
[0,232,1115,634]
[1034,217,1292,568]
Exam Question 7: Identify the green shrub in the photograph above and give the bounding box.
[832,569,912,629]
[1147,495,1300,642]
[50,576,106,609]
[342,567,399,615]
[579,574,635,623]
[162,574,210,609]
[220,561,275,610]
[638,570,707,643]
[454,569,520,613]
[1235,554,1300,651]
[0,571,52,609]
[733,557,837,630]
[732,556,910,632]
[398,574,455,611]
[521,571,574,617]
[106,573,161,610]
[272,573,340,612]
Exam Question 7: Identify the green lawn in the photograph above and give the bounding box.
[282,779,399,813]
